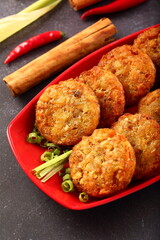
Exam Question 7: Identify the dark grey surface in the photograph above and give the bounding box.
[0,0,160,240]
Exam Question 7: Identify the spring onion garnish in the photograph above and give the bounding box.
[27,132,44,144]
[60,167,75,192]
[32,150,72,182]
[28,124,89,202]
[27,125,72,182]
[0,0,62,42]
[41,163,66,182]
[62,173,71,181]
[26,125,60,149]
[60,167,89,202]
[40,148,61,162]
[79,192,89,203]
[61,180,74,192]
[52,148,61,155]
[41,151,53,162]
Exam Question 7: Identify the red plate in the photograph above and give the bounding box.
[7,24,160,210]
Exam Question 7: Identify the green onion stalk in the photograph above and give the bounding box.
[19,0,61,13]
[0,0,63,42]
[32,150,72,182]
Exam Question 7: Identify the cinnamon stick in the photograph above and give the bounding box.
[3,18,117,96]
[68,0,103,11]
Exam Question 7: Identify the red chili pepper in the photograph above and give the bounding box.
[4,31,65,64]
[81,0,148,19]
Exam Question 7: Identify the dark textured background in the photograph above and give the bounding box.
[0,0,160,239]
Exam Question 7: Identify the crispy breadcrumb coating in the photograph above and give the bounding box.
[36,79,100,145]
[77,66,125,127]
[133,26,160,73]
[138,89,160,124]
[69,128,136,197]
[112,113,160,180]
[98,45,156,106]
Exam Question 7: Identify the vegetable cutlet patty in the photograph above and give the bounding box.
[133,26,160,74]
[69,128,136,198]
[36,79,100,145]
[77,66,125,127]
[138,89,160,124]
[98,45,156,106]
[112,113,160,180]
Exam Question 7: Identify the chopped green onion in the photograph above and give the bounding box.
[40,148,61,162]
[65,167,71,174]
[61,180,74,192]
[79,192,89,203]
[62,173,71,181]
[27,132,44,144]
[26,127,61,150]
[41,151,53,162]
[53,148,61,156]
[43,141,57,148]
